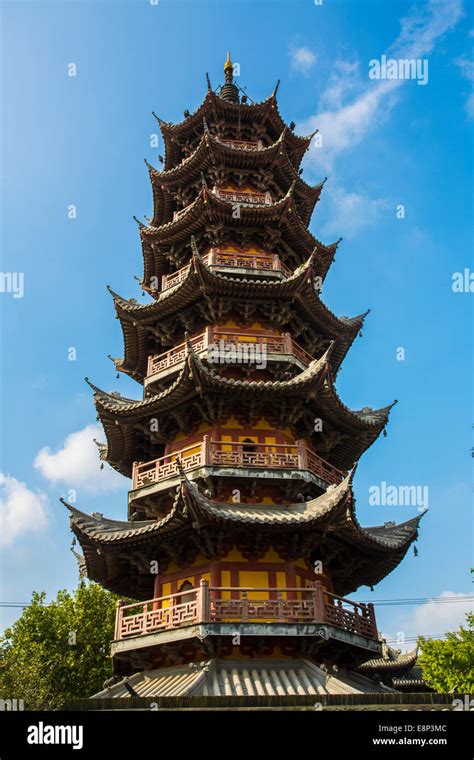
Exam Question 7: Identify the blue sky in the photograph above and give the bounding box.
[1,0,472,647]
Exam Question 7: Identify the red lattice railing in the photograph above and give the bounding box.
[216,138,264,151]
[115,582,377,642]
[146,327,313,379]
[212,187,272,205]
[132,438,344,490]
[161,249,291,292]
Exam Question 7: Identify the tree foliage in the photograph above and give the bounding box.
[418,612,474,693]
[0,582,119,709]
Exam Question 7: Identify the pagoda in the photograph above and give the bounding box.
[66,55,423,701]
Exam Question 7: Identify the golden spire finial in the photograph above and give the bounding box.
[224,51,233,75]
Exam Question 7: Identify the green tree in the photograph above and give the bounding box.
[0,581,120,709]
[418,612,474,693]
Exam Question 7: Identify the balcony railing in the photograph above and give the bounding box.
[131,437,344,490]
[146,327,312,380]
[212,187,272,206]
[115,581,378,642]
[172,187,271,222]
[161,249,291,292]
[215,137,264,151]
[205,248,292,277]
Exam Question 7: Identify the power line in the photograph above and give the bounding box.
[1,595,473,610]
[360,596,474,607]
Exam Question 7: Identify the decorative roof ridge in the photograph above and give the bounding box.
[297,281,369,338]
[92,438,108,460]
[61,498,153,529]
[178,467,353,523]
[353,398,398,421]
[152,129,288,181]
[363,510,427,535]
[356,647,419,672]
[62,489,185,538]
[146,135,210,180]
[139,186,333,256]
[156,89,215,134]
[339,308,371,327]
[158,87,298,137]
[86,361,193,410]
[106,284,145,309]
[345,499,425,552]
[140,191,205,237]
[322,372,395,429]
[132,214,145,230]
[151,111,170,128]
[184,336,331,392]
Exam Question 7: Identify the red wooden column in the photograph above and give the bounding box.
[296,440,308,471]
[282,332,292,354]
[153,572,162,611]
[114,600,124,640]
[202,434,211,466]
[285,563,297,602]
[368,602,377,639]
[197,579,210,623]
[312,581,325,624]
[210,561,220,602]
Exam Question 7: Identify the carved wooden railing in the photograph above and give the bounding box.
[146,327,313,379]
[132,437,344,490]
[115,581,378,641]
[212,187,272,205]
[161,249,291,292]
[216,137,264,151]
[205,248,292,277]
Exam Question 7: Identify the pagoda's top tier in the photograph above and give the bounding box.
[156,54,313,171]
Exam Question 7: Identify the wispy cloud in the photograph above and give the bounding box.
[300,0,464,171]
[34,424,127,494]
[382,591,472,651]
[455,55,474,118]
[321,184,389,240]
[0,474,48,546]
[290,46,317,76]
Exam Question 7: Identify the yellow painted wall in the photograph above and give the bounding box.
[171,421,211,445]
[239,571,268,599]
[221,570,231,600]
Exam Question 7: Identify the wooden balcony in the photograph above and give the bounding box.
[145,327,312,385]
[215,137,264,151]
[131,437,344,491]
[172,187,271,222]
[212,187,272,205]
[161,249,291,292]
[115,581,378,642]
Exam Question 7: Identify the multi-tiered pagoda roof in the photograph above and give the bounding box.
[67,55,424,696]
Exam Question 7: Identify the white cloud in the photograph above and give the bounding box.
[455,55,474,118]
[290,46,317,76]
[0,474,48,547]
[300,0,464,171]
[321,184,389,240]
[382,591,472,651]
[34,424,127,494]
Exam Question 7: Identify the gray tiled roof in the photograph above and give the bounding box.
[92,658,394,699]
